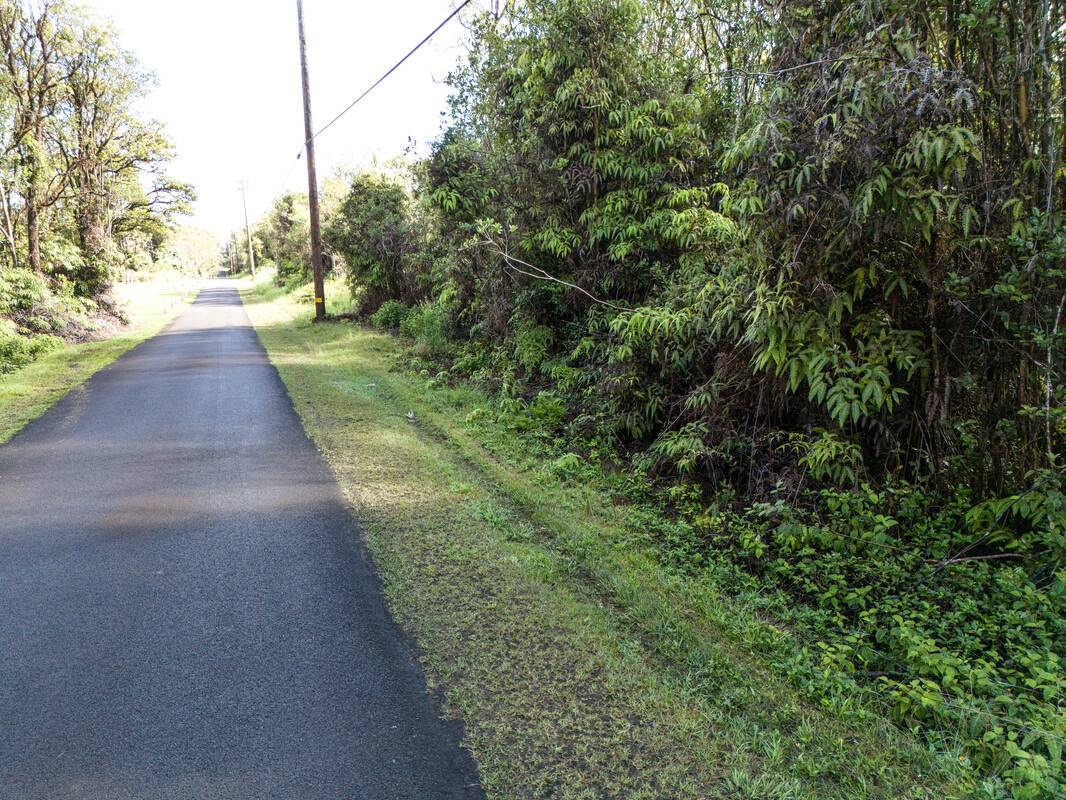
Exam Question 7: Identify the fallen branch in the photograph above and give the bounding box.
[923,552,1028,566]
[475,236,635,313]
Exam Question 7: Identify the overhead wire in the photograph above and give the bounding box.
[239,0,1066,750]
[294,0,471,160]
[251,2,471,234]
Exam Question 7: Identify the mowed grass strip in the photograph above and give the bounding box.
[0,274,198,443]
[242,277,967,800]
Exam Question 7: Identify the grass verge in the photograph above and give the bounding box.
[0,273,198,443]
[242,276,970,800]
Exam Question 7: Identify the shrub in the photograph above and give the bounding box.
[0,268,95,336]
[0,329,63,374]
[371,299,409,330]
[325,174,424,311]
[399,301,448,357]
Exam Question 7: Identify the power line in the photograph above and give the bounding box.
[294,0,471,158]
[239,3,472,262]
[268,156,302,207]
[259,0,469,221]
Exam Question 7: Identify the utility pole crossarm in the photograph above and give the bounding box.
[296,0,326,322]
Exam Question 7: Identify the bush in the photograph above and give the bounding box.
[325,174,424,311]
[399,301,448,357]
[0,268,95,336]
[0,328,63,374]
[370,299,409,330]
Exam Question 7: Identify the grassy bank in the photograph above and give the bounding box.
[0,273,198,443]
[242,275,968,800]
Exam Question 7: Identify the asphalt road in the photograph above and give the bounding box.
[0,282,482,800]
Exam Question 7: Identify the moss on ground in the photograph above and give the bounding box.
[242,276,969,800]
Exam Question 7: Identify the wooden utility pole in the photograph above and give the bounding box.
[296,0,326,321]
[238,180,257,277]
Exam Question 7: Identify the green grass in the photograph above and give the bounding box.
[242,275,970,800]
[0,273,198,443]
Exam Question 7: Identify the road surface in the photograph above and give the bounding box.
[0,282,482,800]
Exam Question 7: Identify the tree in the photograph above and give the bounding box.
[0,0,74,273]
[156,226,219,277]
[254,192,309,283]
[325,173,424,310]
[257,2,1065,790]
[60,15,191,294]
[0,1,190,296]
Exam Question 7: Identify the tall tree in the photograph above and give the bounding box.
[0,0,72,273]
[61,16,191,294]
[0,1,191,295]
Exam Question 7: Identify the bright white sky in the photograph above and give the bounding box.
[86,0,475,241]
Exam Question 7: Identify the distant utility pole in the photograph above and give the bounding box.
[237,180,257,277]
[296,0,326,321]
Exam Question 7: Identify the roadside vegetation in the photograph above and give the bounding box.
[243,273,968,799]
[245,1,1064,796]
[0,271,197,442]
[0,2,209,380]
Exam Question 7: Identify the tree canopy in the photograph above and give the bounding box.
[0,0,192,293]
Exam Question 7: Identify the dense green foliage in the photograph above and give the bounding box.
[0,1,196,374]
[255,0,1065,794]
[236,178,346,285]
[252,192,311,284]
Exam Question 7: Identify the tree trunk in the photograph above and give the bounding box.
[77,168,110,295]
[26,186,41,273]
[0,174,16,270]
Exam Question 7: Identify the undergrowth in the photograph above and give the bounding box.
[244,275,974,799]
[429,355,1064,799]
[366,297,1064,799]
